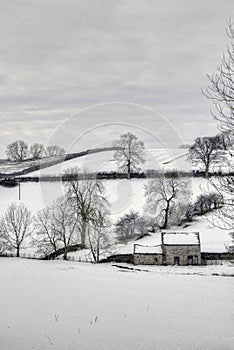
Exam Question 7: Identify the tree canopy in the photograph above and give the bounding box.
[113,132,145,179]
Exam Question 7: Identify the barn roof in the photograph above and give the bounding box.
[134,244,162,254]
[162,232,200,245]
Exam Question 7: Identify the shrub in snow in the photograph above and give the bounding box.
[115,211,149,242]
[193,193,223,215]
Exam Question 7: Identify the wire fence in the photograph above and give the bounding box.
[0,252,41,259]
[0,251,93,263]
[66,255,93,263]
[205,260,226,265]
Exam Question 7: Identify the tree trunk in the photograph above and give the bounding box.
[81,220,87,247]
[205,163,209,178]
[127,160,131,179]
[16,245,20,257]
[96,237,100,263]
[161,202,170,229]
[63,245,68,260]
[87,231,97,263]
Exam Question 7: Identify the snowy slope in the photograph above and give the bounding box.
[0,178,232,252]
[0,156,60,176]
[1,148,234,177]
[23,148,234,177]
[21,148,191,177]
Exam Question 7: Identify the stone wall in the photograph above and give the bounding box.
[100,254,133,264]
[133,253,163,265]
[163,245,201,265]
[201,252,234,260]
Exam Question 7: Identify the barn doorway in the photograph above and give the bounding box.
[174,257,180,265]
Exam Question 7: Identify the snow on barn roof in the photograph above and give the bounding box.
[162,232,200,245]
[134,244,162,254]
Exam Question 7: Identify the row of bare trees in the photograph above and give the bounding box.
[0,168,111,262]
[189,131,234,178]
[6,140,65,162]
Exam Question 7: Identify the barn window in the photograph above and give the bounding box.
[188,255,198,265]
[174,257,180,265]
[188,256,193,265]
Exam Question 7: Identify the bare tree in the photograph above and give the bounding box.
[45,145,65,157]
[30,143,45,159]
[1,203,32,257]
[0,230,8,255]
[145,176,191,229]
[64,167,108,247]
[34,206,61,256]
[49,197,78,260]
[204,20,234,131]
[206,176,234,228]
[87,208,111,263]
[169,201,194,226]
[113,132,145,179]
[189,136,224,177]
[217,131,234,150]
[34,196,78,259]
[6,140,28,162]
[203,20,234,251]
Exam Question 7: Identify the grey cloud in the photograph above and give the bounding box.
[0,0,233,156]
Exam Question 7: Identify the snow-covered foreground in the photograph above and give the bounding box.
[0,258,233,350]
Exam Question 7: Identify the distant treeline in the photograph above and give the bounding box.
[17,170,192,182]
[2,169,234,186]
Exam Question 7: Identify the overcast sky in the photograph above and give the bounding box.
[0,0,233,156]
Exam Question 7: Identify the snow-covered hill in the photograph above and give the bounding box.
[1,148,234,177]
[19,148,190,177]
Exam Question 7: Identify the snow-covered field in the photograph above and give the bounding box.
[0,149,233,253]
[0,147,233,177]
[0,258,233,350]
[0,148,190,177]
[22,148,191,177]
[0,156,61,175]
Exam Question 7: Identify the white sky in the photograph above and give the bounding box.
[0,0,233,156]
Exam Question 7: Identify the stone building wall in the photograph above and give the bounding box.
[133,253,163,265]
[163,245,201,265]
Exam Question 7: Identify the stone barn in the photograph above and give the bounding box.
[133,244,163,265]
[161,232,201,266]
[133,232,201,266]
